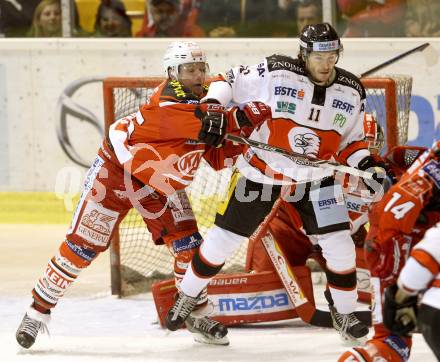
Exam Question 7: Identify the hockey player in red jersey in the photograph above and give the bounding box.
[338,141,440,362]
[165,23,387,342]
[15,41,270,349]
[383,224,440,360]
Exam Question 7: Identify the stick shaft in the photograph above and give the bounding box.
[226,134,373,179]
[361,43,430,78]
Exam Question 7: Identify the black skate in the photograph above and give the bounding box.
[165,291,198,331]
[185,315,229,345]
[325,289,369,342]
[16,306,50,349]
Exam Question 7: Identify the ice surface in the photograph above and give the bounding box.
[1,292,436,362]
[0,225,436,361]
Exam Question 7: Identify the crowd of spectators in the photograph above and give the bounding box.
[0,0,439,38]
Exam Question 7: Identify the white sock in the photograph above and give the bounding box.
[180,226,244,297]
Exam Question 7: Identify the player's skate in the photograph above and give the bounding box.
[325,289,369,343]
[165,291,198,331]
[185,315,229,345]
[16,306,50,349]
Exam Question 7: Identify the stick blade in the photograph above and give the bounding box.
[423,43,439,67]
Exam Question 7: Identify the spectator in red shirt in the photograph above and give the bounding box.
[337,0,406,37]
[136,0,205,37]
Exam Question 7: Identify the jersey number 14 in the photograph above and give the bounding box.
[384,192,415,220]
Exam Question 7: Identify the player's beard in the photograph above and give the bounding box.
[307,68,336,86]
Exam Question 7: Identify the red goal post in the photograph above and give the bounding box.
[103,75,412,297]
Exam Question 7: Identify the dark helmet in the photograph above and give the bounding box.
[299,23,343,59]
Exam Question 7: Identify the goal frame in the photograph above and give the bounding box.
[102,76,406,297]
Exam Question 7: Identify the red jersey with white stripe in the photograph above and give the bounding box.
[398,224,440,309]
[101,80,241,196]
[368,144,440,247]
[204,55,369,184]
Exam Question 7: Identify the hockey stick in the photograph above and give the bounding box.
[360,43,430,78]
[226,134,373,179]
[251,191,371,328]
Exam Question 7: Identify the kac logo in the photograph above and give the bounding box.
[178,150,204,177]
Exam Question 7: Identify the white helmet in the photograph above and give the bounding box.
[163,41,208,80]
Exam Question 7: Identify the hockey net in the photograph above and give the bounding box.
[103,75,412,297]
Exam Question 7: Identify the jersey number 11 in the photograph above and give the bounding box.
[308,108,321,122]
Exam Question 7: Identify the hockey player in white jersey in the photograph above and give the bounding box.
[165,23,385,342]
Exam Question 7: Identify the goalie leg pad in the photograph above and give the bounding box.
[356,245,371,304]
[245,202,312,273]
[152,268,314,327]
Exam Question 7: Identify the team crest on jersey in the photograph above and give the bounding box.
[399,174,432,197]
[288,127,321,157]
[178,150,204,177]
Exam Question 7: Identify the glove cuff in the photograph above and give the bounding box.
[357,155,376,171]
[234,109,252,128]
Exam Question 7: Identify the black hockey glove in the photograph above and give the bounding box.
[195,104,227,147]
[383,284,418,336]
[357,155,387,194]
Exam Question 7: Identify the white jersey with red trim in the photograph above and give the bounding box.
[398,224,440,309]
[205,55,369,184]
